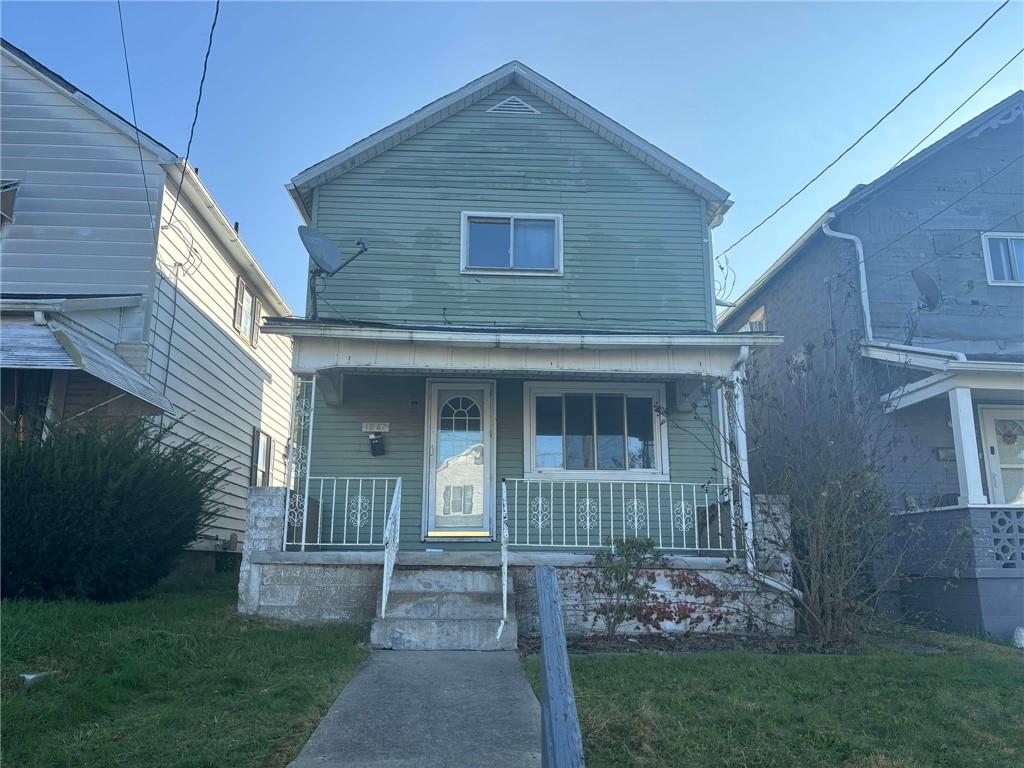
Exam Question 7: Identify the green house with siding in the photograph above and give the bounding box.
[239,61,792,649]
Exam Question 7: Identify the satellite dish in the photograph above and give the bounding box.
[297,226,368,319]
[911,268,941,311]
[299,225,344,274]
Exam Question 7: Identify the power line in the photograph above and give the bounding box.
[165,0,222,227]
[889,46,1024,170]
[115,0,156,244]
[717,0,1010,264]
[829,153,1024,285]
[876,205,1024,288]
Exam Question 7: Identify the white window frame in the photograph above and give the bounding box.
[460,211,563,275]
[981,232,1024,286]
[522,381,670,482]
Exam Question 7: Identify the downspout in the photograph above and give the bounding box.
[732,349,804,601]
[822,214,872,341]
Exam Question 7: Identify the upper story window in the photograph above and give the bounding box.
[524,381,669,481]
[739,305,767,332]
[460,212,563,274]
[233,276,263,346]
[982,233,1024,285]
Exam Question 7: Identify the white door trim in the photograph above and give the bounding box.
[421,378,497,540]
[977,404,1024,505]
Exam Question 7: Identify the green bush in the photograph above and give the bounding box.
[1,418,227,601]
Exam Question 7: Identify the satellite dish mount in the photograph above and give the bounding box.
[298,226,368,320]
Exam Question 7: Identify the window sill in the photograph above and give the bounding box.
[523,471,670,483]
[460,267,563,277]
[986,280,1024,287]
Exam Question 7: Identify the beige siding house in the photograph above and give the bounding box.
[0,39,293,551]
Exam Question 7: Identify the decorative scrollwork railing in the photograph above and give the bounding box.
[380,477,402,617]
[284,476,401,549]
[504,479,739,557]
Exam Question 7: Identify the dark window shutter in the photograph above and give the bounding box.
[250,427,260,486]
[233,276,245,331]
[264,435,273,485]
[253,298,263,346]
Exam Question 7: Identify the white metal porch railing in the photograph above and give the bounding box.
[380,477,402,617]
[502,478,740,558]
[284,476,401,549]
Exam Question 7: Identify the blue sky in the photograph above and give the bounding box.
[3,1,1022,311]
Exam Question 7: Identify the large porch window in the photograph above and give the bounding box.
[524,382,669,480]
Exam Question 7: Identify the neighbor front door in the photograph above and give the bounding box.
[979,405,1024,505]
[424,380,496,539]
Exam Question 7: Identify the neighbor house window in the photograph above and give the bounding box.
[524,382,668,479]
[233,276,263,346]
[251,428,272,486]
[739,305,767,332]
[982,233,1024,285]
[0,180,18,230]
[461,212,562,273]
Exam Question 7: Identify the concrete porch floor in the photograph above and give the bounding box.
[289,650,542,768]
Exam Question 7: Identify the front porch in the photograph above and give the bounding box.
[239,321,792,645]
[881,363,1024,638]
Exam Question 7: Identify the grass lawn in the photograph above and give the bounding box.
[524,628,1024,768]
[1,575,369,768]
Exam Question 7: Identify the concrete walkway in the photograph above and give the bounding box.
[289,651,542,768]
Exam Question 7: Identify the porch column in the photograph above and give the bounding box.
[284,374,318,551]
[729,369,756,572]
[948,387,987,506]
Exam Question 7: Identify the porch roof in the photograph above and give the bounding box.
[264,317,781,378]
[882,361,1024,411]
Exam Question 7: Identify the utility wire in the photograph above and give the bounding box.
[889,46,1024,169]
[829,153,1024,284]
[717,0,1010,263]
[115,0,156,244]
[165,0,221,226]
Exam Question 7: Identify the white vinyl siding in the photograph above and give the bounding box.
[0,53,161,343]
[149,180,293,543]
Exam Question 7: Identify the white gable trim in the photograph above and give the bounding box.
[288,61,731,226]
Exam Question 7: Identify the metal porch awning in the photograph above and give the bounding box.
[0,316,173,412]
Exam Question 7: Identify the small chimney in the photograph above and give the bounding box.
[233,221,240,234]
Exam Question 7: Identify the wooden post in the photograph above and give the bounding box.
[535,565,585,768]
[949,388,987,506]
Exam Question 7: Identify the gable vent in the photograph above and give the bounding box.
[487,96,540,115]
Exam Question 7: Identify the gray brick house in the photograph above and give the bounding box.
[720,91,1024,639]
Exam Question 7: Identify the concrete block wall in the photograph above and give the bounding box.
[238,488,796,635]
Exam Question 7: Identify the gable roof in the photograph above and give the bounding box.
[719,89,1024,327]
[0,38,291,316]
[287,60,732,227]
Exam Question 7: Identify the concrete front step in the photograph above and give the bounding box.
[384,590,512,620]
[371,567,516,650]
[371,617,518,651]
[388,567,505,593]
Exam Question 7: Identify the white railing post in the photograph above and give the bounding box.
[729,369,756,572]
[380,477,402,617]
[497,479,510,639]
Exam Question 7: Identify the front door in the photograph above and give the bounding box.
[424,380,496,539]
[979,405,1024,505]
